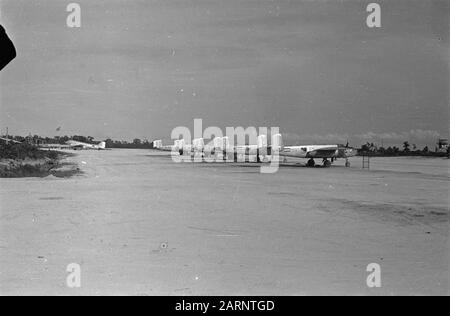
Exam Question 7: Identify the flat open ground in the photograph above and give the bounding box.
[0,149,448,295]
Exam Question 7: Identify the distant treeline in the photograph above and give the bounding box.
[358,141,449,157]
[104,139,154,149]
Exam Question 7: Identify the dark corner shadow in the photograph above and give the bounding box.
[0,25,16,71]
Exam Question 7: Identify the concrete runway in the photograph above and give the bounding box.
[0,149,448,295]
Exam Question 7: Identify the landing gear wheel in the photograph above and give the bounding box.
[307,158,315,167]
[323,159,331,168]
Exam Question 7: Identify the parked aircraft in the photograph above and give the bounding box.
[271,134,357,167]
[65,140,106,150]
[152,139,179,152]
[40,140,107,150]
[153,134,357,167]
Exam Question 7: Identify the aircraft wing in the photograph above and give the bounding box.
[0,137,21,144]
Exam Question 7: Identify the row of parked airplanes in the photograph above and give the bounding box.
[1,134,357,167]
[152,134,357,167]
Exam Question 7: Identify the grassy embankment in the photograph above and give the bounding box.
[0,142,79,178]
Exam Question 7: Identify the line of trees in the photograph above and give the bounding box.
[358,141,449,157]
[104,138,153,149]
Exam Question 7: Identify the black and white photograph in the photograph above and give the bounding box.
[0,0,448,300]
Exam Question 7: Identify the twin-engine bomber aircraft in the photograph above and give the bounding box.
[153,134,357,167]
[65,140,106,150]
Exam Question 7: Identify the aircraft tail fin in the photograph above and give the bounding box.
[271,134,284,152]
[153,140,162,149]
[193,138,205,151]
[257,135,268,149]
[214,137,223,151]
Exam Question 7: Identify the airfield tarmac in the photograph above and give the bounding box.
[0,149,448,295]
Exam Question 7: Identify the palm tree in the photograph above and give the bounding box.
[403,141,410,152]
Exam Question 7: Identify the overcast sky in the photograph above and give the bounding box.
[0,0,448,146]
